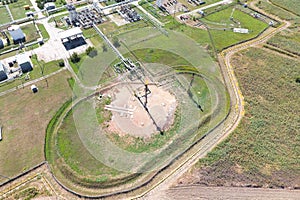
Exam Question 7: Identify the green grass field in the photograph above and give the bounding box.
[57,109,123,177]
[192,48,300,188]
[0,70,72,183]
[8,0,34,20]
[0,6,12,24]
[22,23,40,42]
[203,7,268,50]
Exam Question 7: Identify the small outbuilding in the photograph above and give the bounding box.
[0,62,8,82]
[233,28,249,34]
[9,28,26,45]
[17,53,33,73]
[31,85,38,93]
[45,2,56,11]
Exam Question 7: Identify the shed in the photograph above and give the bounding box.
[0,62,8,82]
[233,28,249,34]
[23,5,30,10]
[17,54,33,73]
[45,2,56,10]
[9,28,26,45]
[31,85,38,93]
[0,39,4,49]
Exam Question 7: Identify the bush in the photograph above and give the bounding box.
[58,60,65,67]
[102,44,107,52]
[70,52,80,63]
[112,37,120,48]
[86,46,97,57]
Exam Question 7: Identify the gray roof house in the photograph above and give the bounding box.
[9,28,26,45]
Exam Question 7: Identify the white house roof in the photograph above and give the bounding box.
[16,53,31,64]
[58,27,83,40]
[45,2,56,7]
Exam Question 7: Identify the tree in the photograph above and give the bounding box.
[112,37,120,48]
[86,46,97,58]
[102,44,107,52]
[70,52,80,63]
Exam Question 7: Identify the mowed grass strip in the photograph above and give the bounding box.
[36,23,50,40]
[188,48,300,188]
[0,70,72,181]
[0,6,12,24]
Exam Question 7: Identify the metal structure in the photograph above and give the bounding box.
[93,23,135,70]
[65,4,104,29]
[118,5,141,22]
[66,4,78,24]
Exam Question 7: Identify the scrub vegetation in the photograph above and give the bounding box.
[192,48,300,189]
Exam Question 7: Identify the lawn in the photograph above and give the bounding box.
[36,23,50,40]
[0,70,72,183]
[164,7,268,52]
[82,28,103,47]
[57,108,124,177]
[0,6,12,24]
[189,48,300,189]
[8,0,34,20]
[203,7,268,50]
[22,23,40,42]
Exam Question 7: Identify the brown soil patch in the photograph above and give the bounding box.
[106,84,177,138]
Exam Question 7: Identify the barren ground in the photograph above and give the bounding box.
[107,84,177,138]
